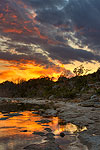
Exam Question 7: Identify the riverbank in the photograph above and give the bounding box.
[0,97,100,149]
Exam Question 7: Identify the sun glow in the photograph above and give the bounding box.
[0,59,64,83]
[0,58,99,83]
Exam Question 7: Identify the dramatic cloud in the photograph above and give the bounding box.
[0,0,100,82]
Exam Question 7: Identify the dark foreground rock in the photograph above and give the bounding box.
[60,132,65,137]
[80,100,100,108]
[44,128,52,132]
[35,119,51,124]
[33,131,45,136]
[45,133,55,141]
[24,142,61,150]
[0,98,99,150]
[79,131,100,150]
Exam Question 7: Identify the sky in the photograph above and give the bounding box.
[0,0,100,83]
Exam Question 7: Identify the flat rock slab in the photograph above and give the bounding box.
[32,111,39,114]
[79,131,100,150]
[33,131,45,136]
[0,117,9,120]
[20,130,28,132]
[44,128,52,132]
[35,119,51,123]
[4,113,23,117]
[24,142,61,150]
[80,101,100,108]
[45,133,55,141]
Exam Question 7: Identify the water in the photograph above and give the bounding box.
[0,110,85,150]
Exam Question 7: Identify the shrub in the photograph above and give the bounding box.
[96,88,100,95]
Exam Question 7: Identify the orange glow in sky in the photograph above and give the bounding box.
[0,59,99,83]
[0,111,60,137]
[0,59,65,83]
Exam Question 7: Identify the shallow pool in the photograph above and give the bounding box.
[0,110,82,150]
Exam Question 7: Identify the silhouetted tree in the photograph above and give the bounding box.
[73,65,90,76]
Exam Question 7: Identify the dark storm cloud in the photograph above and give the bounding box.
[23,0,100,55]
[63,0,100,52]
[0,50,52,67]
[21,0,68,25]
[1,0,100,66]
[36,9,64,25]
[22,0,67,9]
[44,45,100,63]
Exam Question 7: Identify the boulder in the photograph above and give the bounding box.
[35,119,51,124]
[45,109,57,116]
[80,101,95,107]
[44,128,52,132]
[79,131,100,150]
[24,142,61,150]
[49,95,55,100]
[60,132,65,137]
[90,95,97,100]
[46,133,55,139]
[33,131,45,136]
[94,102,100,108]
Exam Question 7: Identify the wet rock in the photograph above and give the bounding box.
[0,97,3,101]
[81,87,85,92]
[35,119,51,124]
[36,98,44,100]
[42,125,49,127]
[81,93,91,100]
[94,102,100,108]
[90,95,97,100]
[79,131,100,150]
[45,137,55,141]
[87,84,95,87]
[72,116,94,126]
[32,111,39,114]
[33,131,45,136]
[46,133,55,137]
[1,111,8,114]
[60,132,65,137]
[90,96,99,102]
[44,128,52,132]
[45,109,57,116]
[20,130,28,132]
[80,101,95,107]
[65,139,88,150]
[49,95,55,100]
[41,119,51,123]
[4,113,23,117]
[39,109,45,114]
[80,98,100,107]
[58,119,66,125]
[0,117,9,120]
[45,133,55,140]
[24,142,61,150]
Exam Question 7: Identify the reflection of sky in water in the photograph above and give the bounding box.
[0,111,59,137]
[0,111,87,150]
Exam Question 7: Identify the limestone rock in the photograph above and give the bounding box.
[24,142,61,150]
[79,131,100,150]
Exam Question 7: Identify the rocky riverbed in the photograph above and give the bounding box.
[0,96,100,150]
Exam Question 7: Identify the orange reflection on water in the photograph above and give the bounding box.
[0,110,88,150]
[0,111,87,139]
[0,111,60,138]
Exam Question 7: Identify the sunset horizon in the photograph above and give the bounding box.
[0,0,100,83]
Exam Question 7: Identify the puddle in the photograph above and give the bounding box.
[0,111,87,150]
